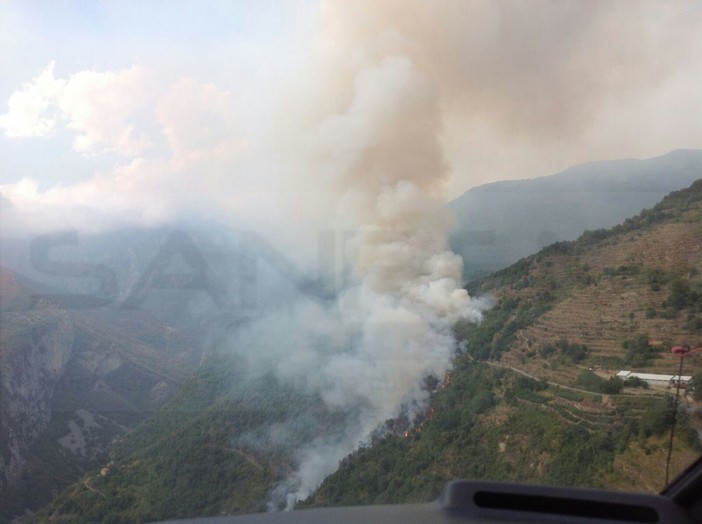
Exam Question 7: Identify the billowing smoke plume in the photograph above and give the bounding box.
[5,0,698,512]
[228,44,488,508]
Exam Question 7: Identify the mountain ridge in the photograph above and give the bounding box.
[449,149,702,278]
[457,149,701,194]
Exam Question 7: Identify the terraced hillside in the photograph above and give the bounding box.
[475,183,702,385]
[467,180,702,482]
[308,180,702,508]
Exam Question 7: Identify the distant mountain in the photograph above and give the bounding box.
[450,149,702,278]
[0,221,329,337]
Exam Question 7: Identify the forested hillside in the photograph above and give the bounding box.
[31,180,702,522]
[308,180,702,506]
[29,354,351,521]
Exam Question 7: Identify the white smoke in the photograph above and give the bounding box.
[233,204,483,508]
[2,0,701,513]
[227,52,488,508]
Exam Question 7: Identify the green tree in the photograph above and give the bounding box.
[668,278,692,311]
[600,377,624,395]
[639,396,676,437]
[622,335,657,367]
[575,370,605,392]
[623,376,649,389]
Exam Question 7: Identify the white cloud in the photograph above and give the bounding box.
[0,62,155,156]
[0,164,176,236]
[0,62,64,137]
[58,65,155,156]
[0,62,259,237]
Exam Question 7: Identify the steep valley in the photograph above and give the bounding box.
[26,180,702,521]
[0,267,199,520]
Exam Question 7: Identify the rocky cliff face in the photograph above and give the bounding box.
[0,265,197,519]
[0,309,75,488]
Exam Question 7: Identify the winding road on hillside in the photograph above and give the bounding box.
[477,358,665,398]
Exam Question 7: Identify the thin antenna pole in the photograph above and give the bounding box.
[664,345,701,488]
[665,355,685,486]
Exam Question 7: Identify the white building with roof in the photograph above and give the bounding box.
[616,370,693,388]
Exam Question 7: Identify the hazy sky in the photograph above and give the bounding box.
[1,0,701,237]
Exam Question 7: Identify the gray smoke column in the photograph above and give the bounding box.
[229,47,490,507]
